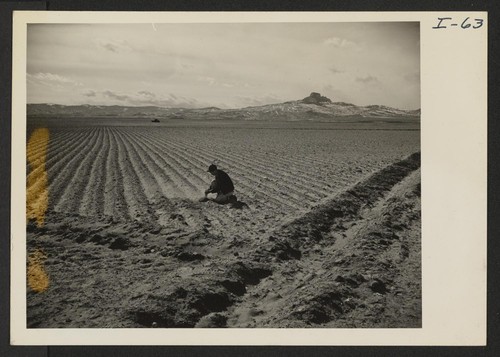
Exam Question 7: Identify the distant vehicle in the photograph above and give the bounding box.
[151,119,160,123]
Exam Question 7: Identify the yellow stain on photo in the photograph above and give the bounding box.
[26,128,49,227]
[27,249,49,293]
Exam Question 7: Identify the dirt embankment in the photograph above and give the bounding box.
[27,152,421,328]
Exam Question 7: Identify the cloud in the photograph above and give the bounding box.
[27,72,83,87]
[103,90,129,101]
[323,37,358,49]
[197,76,216,86]
[91,89,202,108]
[197,76,243,89]
[96,39,132,53]
[137,90,156,99]
[235,94,282,107]
[329,67,344,74]
[355,75,380,84]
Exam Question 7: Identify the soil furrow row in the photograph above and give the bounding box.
[53,128,106,213]
[40,128,83,168]
[111,129,165,203]
[27,129,92,195]
[183,133,335,177]
[43,129,93,172]
[42,129,96,184]
[140,133,214,191]
[125,130,206,197]
[150,139,296,217]
[144,132,302,211]
[267,152,422,259]
[130,132,242,235]
[26,124,421,329]
[136,131,277,233]
[228,165,421,328]
[149,131,311,199]
[118,129,196,199]
[46,128,100,211]
[153,133,327,204]
[78,128,111,217]
[113,128,153,221]
[103,128,130,221]
[196,143,334,198]
[205,153,421,327]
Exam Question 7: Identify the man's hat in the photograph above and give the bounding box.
[208,164,217,172]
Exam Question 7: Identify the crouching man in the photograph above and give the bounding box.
[202,164,237,204]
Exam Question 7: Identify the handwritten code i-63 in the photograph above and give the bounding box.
[433,17,484,29]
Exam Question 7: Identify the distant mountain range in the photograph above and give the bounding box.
[27,92,420,121]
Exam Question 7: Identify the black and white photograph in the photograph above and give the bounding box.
[10,11,487,346]
[24,20,421,329]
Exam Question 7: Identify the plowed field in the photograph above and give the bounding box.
[26,120,421,328]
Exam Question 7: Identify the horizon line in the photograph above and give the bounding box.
[26,101,422,112]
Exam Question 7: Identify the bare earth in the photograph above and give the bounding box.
[26,119,420,328]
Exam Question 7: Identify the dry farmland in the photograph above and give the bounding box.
[26,119,421,328]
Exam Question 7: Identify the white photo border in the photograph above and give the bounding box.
[11,11,487,346]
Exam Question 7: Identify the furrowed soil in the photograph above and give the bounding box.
[26,119,420,328]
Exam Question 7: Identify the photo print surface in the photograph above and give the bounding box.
[24,21,422,329]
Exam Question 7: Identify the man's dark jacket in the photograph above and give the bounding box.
[208,169,234,195]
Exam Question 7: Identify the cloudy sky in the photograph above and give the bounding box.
[27,22,420,109]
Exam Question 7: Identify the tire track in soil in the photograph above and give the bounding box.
[54,128,105,214]
[125,152,420,328]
